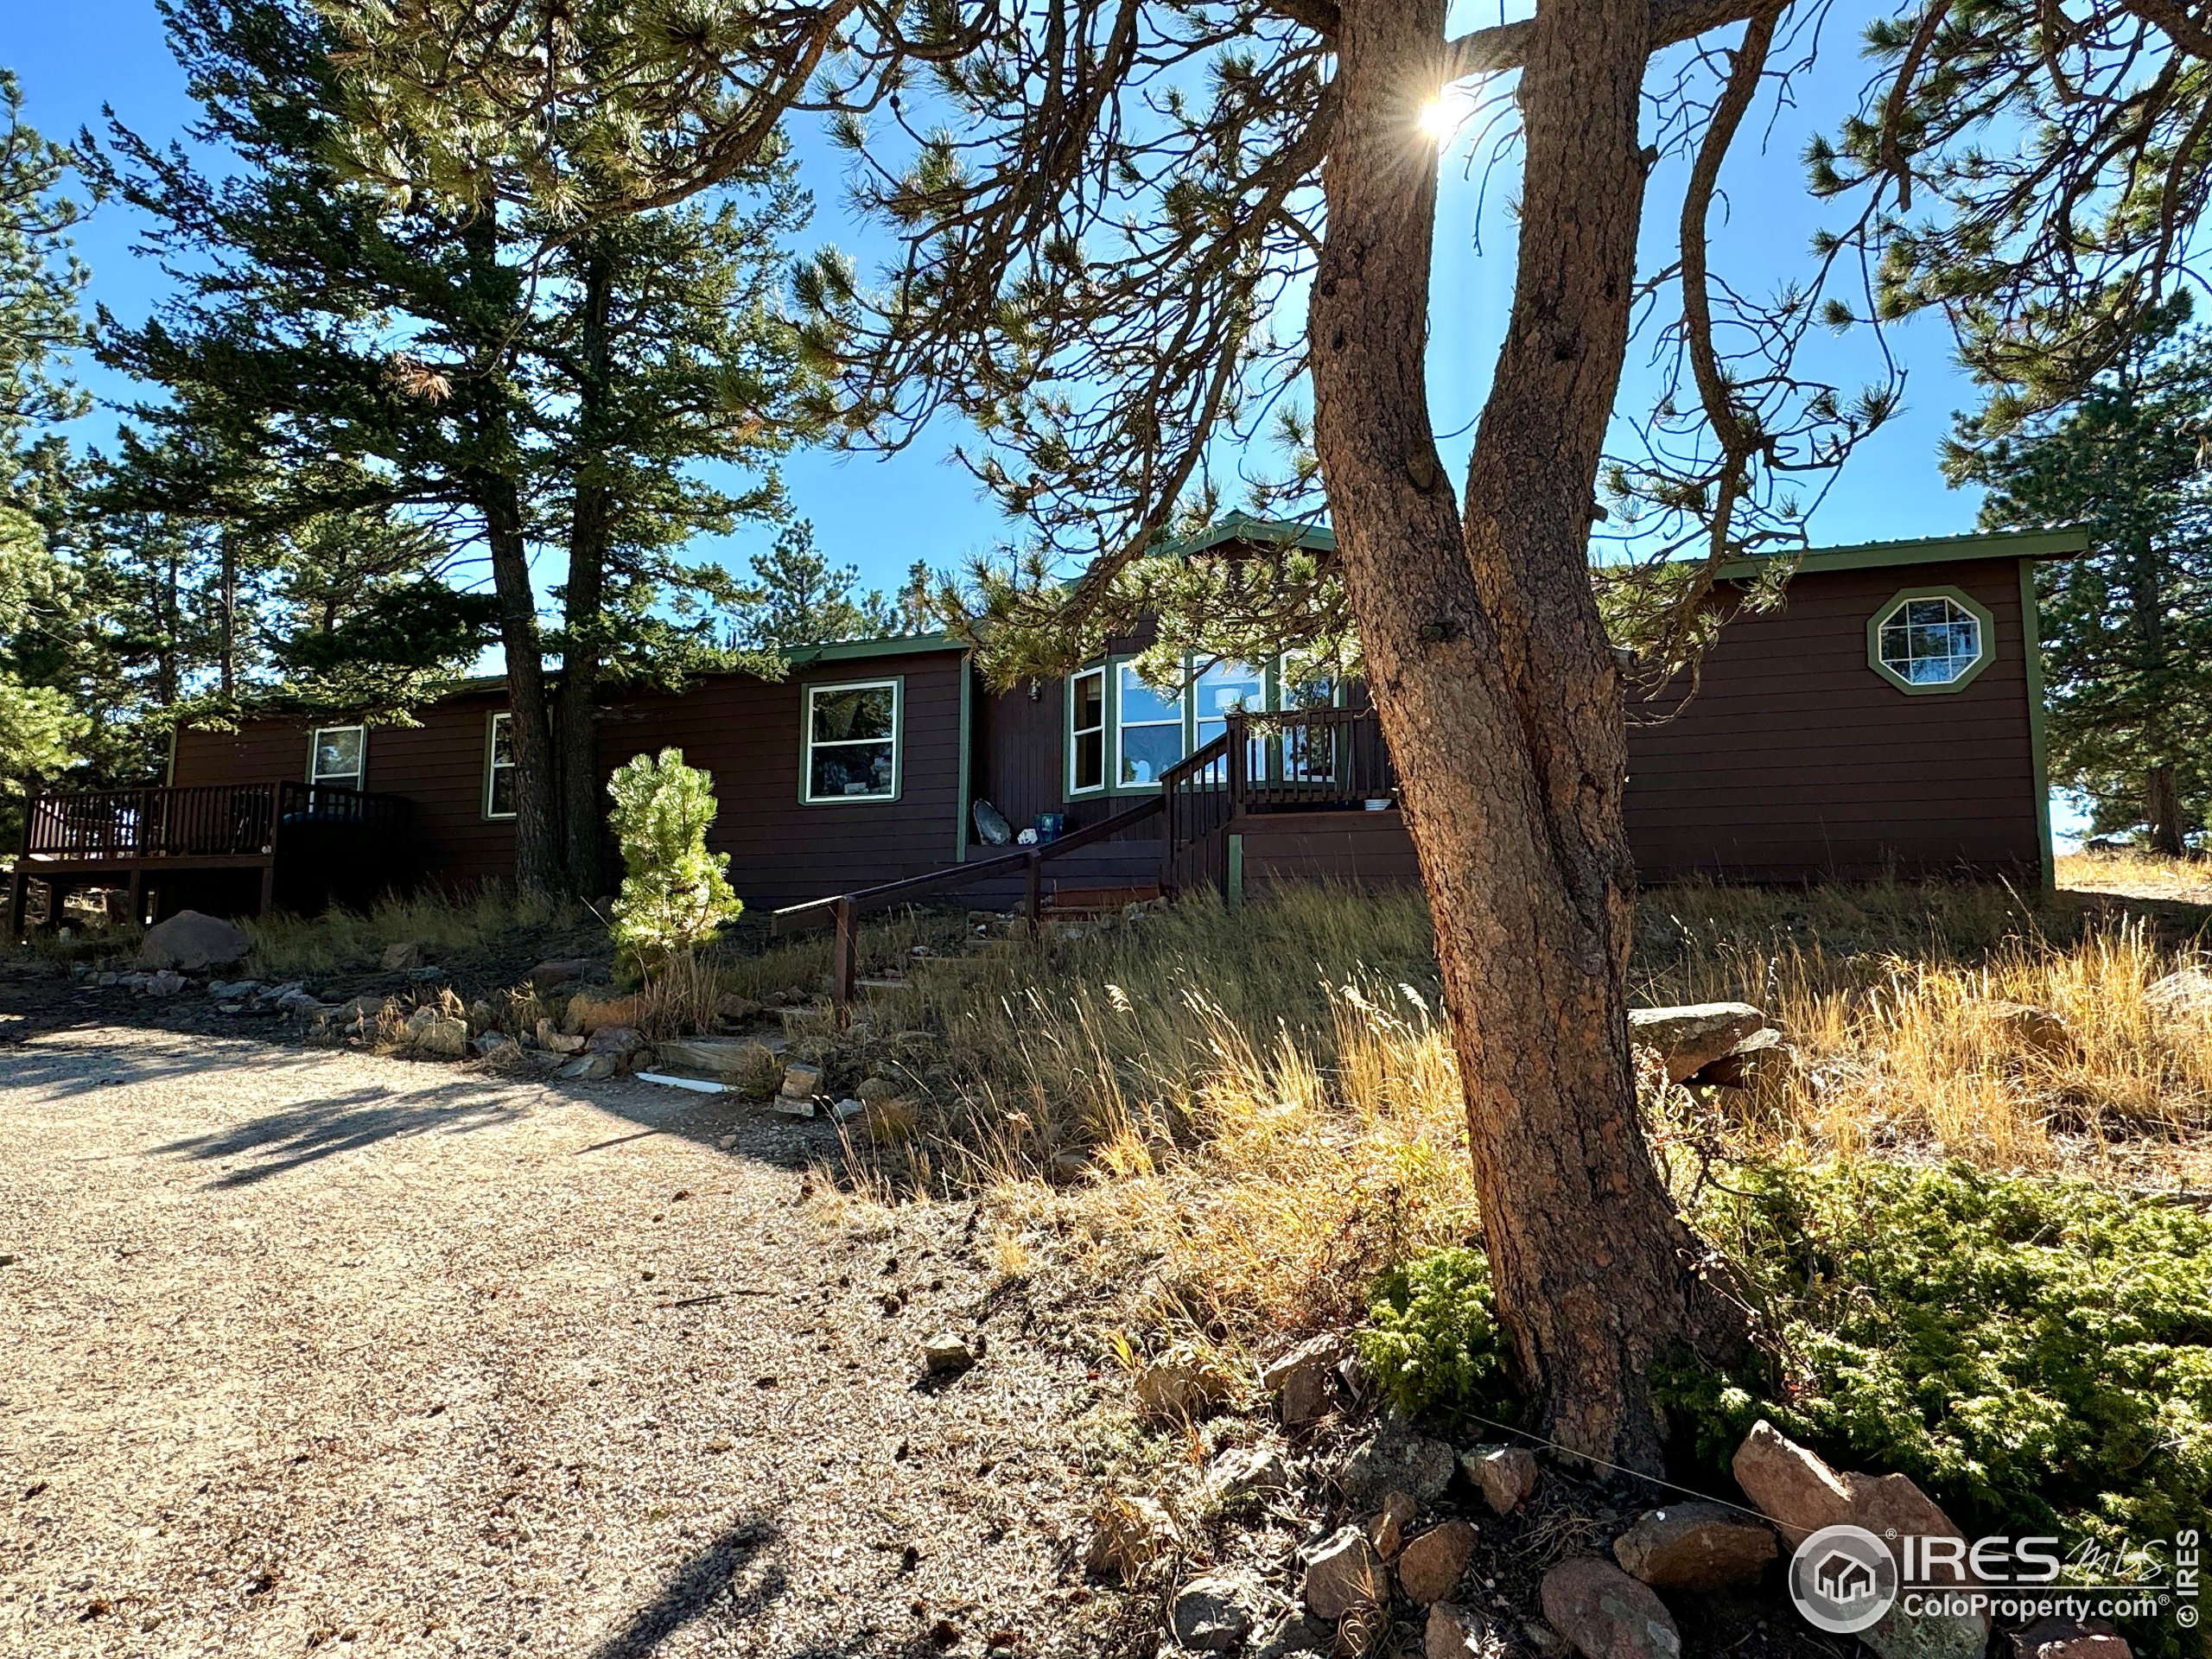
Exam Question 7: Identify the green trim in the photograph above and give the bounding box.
[482,709,517,820]
[954,661,974,862]
[2018,562,2056,891]
[1713,528,2088,582]
[798,675,905,806]
[1227,833,1245,910]
[1866,586,1999,696]
[1066,664,1109,798]
[780,632,964,666]
[1165,511,1337,558]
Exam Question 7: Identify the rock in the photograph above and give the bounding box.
[2013,1620,2130,1659]
[1627,1002,1767,1084]
[922,1332,975,1375]
[1262,1333,1348,1429]
[1135,1360,1228,1420]
[565,990,645,1035]
[862,1097,919,1141]
[1730,1421,1852,1545]
[472,1031,521,1061]
[1367,1491,1418,1559]
[381,940,423,970]
[1171,1573,1261,1652]
[830,1097,864,1122]
[780,1061,824,1100]
[1539,1558,1681,1659]
[539,1022,585,1055]
[208,978,260,1000]
[406,965,447,982]
[406,1008,469,1058]
[137,910,250,972]
[657,1037,775,1079]
[1688,1027,1798,1091]
[2145,967,2212,1015]
[1427,1604,1500,1659]
[1523,1621,1576,1659]
[585,1024,642,1058]
[1463,1445,1540,1516]
[1086,1493,1177,1582]
[713,992,763,1024]
[1398,1521,1479,1605]
[771,1094,817,1118]
[1611,1502,1776,1591]
[851,1075,901,1105]
[1210,1445,1290,1500]
[561,1053,618,1082]
[1254,1611,1332,1657]
[1302,1526,1385,1623]
[528,957,591,990]
[1338,1426,1455,1508]
[276,988,328,1017]
[336,994,391,1026]
[143,969,188,997]
[1048,1148,1093,1185]
[1982,1000,2073,1056]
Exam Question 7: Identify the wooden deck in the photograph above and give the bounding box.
[9,781,412,934]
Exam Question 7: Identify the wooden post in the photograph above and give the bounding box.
[1023,849,1042,927]
[9,791,30,940]
[259,785,283,915]
[830,895,858,1022]
[127,868,147,929]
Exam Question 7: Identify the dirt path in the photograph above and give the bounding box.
[0,1028,1129,1658]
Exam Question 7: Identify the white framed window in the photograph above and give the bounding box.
[1068,666,1107,794]
[803,678,901,803]
[1115,661,1185,786]
[308,725,365,791]
[483,712,517,819]
[1868,588,1995,694]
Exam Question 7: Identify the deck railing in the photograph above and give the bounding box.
[21,779,410,863]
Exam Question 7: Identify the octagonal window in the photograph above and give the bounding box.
[1870,590,1993,692]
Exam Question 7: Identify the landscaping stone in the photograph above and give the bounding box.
[780,1061,824,1100]
[656,1037,773,1078]
[1367,1491,1418,1559]
[406,1008,469,1058]
[584,1024,642,1058]
[1085,1494,1176,1582]
[536,1020,584,1054]
[471,1032,521,1061]
[1135,1360,1227,1419]
[1254,1611,1332,1657]
[854,1074,903,1105]
[830,1097,864,1122]
[207,978,259,1000]
[771,1094,817,1118]
[1210,1445,1290,1499]
[1611,1502,1775,1591]
[1539,1558,1681,1659]
[1427,1604,1498,1659]
[922,1332,975,1375]
[381,941,423,970]
[1627,1001,1766,1083]
[144,969,187,996]
[137,910,250,972]
[1261,1333,1347,1429]
[1397,1520,1478,1605]
[560,1053,617,1082]
[2012,1619,2131,1659]
[1688,1027,1797,1091]
[1729,1421,1851,1544]
[1463,1445,1539,1515]
[713,993,763,1024]
[1337,1424,1455,1507]
[527,957,591,990]
[1301,1526,1385,1623]
[1170,1572,1262,1652]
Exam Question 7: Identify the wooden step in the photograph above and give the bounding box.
[1043,883,1161,915]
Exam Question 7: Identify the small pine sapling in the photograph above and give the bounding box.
[606,749,743,978]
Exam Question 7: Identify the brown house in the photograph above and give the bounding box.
[9,524,2083,935]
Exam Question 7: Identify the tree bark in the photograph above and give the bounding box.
[556,238,618,895]
[1307,0,1745,1470]
[460,208,564,895]
[2145,764,2184,856]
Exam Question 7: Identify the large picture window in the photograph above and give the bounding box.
[1867,588,1994,694]
[308,725,365,791]
[483,712,517,819]
[804,679,901,803]
[1069,666,1106,794]
[1116,662,1185,786]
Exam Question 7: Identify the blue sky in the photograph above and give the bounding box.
[9,0,1994,601]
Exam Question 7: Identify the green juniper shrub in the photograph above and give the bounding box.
[1357,1244,1516,1423]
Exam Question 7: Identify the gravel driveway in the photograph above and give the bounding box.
[0,1027,1131,1658]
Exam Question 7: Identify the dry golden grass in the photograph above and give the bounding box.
[241,887,586,976]
[804,865,2212,1360]
[2058,845,2212,906]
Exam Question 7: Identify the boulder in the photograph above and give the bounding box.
[137,909,249,972]
[1982,1000,2073,1056]
[472,1031,521,1061]
[528,957,591,990]
[2013,1620,2131,1659]
[1085,1493,1177,1582]
[1427,1604,1498,1659]
[381,940,424,971]
[1338,1427,1456,1508]
[406,1008,469,1058]
[1463,1445,1540,1516]
[561,1053,618,1082]
[1397,1520,1479,1605]
[1302,1526,1385,1623]
[713,992,763,1025]
[1135,1361,1227,1420]
[1627,1002,1766,1084]
[1688,1027,1798,1092]
[1538,1558,1681,1659]
[1611,1502,1775,1591]
[1729,1421,1852,1546]
[1262,1333,1348,1429]
[1210,1445,1290,1500]
[657,1037,775,1079]
[585,1024,643,1058]
[1170,1572,1262,1652]
[855,1074,905,1105]
[565,990,645,1035]
[2145,966,2212,1015]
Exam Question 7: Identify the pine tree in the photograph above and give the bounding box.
[728,519,902,650]
[89,0,810,895]
[1948,309,2212,853]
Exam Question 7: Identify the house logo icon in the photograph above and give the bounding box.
[1788,1525,1898,1634]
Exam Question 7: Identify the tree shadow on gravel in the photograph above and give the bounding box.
[589,1515,788,1659]
[153,1083,526,1185]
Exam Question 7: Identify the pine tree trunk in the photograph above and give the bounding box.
[1308,0,1745,1470]
[556,240,616,896]
[2146,765,2184,856]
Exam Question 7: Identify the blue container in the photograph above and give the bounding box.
[1033,811,1067,843]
